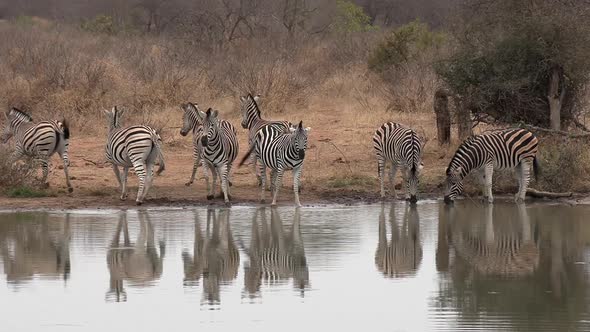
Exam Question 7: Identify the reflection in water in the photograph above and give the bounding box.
[106,211,165,302]
[434,203,590,331]
[182,209,240,305]
[243,208,309,298]
[0,213,71,285]
[451,204,539,277]
[375,203,422,278]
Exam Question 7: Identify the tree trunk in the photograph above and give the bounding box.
[454,96,473,140]
[548,66,565,131]
[434,89,451,145]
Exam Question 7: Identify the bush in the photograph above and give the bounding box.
[368,20,444,72]
[7,187,50,198]
[0,146,41,191]
[81,15,117,35]
[536,138,590,192]
[332,0,376,34]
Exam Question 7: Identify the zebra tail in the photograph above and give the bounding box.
[61,119,70,140]
[151,131,166,175]
[238,143,256,168]
[533,156,540,181]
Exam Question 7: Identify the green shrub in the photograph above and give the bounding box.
[332,0,376,33]
[368,20,444,72]
[81,15,117,34]
[327,174,376,189]
[536,138,590,192]
[6,186,50,198]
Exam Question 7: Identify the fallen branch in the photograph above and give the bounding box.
[526,188,572,199]
[318,138,353,176]
[519,123,590,138]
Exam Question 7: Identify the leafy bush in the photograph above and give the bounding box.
[536,138,590,192]
[7,187,50,198]
[332,0,376,33]
[368,20,444,72]
[0,146,41,192]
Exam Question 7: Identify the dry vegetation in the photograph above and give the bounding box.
[0,0,589,207]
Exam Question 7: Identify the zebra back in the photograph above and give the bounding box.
[373,122,422,173]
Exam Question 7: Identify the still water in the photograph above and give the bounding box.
[0,202,589,331]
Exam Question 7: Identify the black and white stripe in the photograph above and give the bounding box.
[199,108,239,204]
[240,94,292,187]
[243,208,308,296]
[375,203,422,278]
[180,102,206,187]
[1,107,73,192]
[444,128,539,204]
[239,121,310,207]
[373,122,423,203]
[104,107,165,205]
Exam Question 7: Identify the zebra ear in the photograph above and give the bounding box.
[254,95,261,102]
[418,163,424,171]
[212,110,219,118]
[206,108,212,117]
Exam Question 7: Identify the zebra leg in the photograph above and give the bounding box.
[390,164,398,199]
[226,164,233,200]
[377,157,386,199]
[293,166,303,207]
[484,164,494,203]
[271,168,285,206]
[133,161,147,205]
[476,169,488,201]
[186,154,200,186]
[120,167,129,200]
[40,159,50,188]
[516,160,531,203]
[142,162,154,203]
[207,164,217,200]
[258,160,267,204]
[59,152,73,193]
[219,164,231,205]
[111,165,123,198]
[402,167,410,200]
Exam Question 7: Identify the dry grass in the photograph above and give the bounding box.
[0,19,588,200]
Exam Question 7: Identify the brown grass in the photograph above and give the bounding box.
[0,19,587,205]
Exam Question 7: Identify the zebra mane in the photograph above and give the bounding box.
[447,134,480,173]
[247,93,261,117]
[10,107,33,121]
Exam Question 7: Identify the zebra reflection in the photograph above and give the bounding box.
[243,207,308,298]
[0,214,71,285]
[106,211,165,302]
[182,209,240,305]
[450,204,539,277]
[375,203,423,278]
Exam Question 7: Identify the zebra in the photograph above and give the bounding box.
[242,207,308,297]
[104,106,165,205]
[444,128,539,204]
[373,122,423,203]
[1,107,73,192]
[182,209,240,304]
[239,121,310,207]
[198,108,239,204]
[106,211,165,302]
[179,102,206,187]
[239,94,292,187]
[375,202,422,278]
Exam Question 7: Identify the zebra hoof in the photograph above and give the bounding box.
[260,199,266,204]
[68,187,73,193]
[225,201,232,207]
[136,201,143,206]
[43,182,50,189]
[207,195,214,200]
[229,181,233,187]
[185,182,192,187]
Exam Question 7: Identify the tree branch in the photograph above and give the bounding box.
[519,123,590,138]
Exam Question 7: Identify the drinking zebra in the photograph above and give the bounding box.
[444,128,539,204]
[179,102,206,187]
[373,122,423,203]
[239,94,292,187]
[239,121,310,207]
[1,107,73,192]
[104,107,165,205]
[199,108,239,204]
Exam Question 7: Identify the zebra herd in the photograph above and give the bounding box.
[2,94,541,206]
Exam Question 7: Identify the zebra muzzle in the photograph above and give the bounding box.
[299,150,305,159]
[201,136,208,146]
[443,195,454,204]
[409,195,417,204]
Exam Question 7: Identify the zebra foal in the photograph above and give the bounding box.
[373,122,423,203]
[104,107,165,205]
[1,107,73,192]
[199,108,239,205]
[239,121,310,207]
[444,128,539,204]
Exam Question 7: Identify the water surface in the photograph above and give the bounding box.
[0,202,589,331]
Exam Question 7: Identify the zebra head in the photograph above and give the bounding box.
[407,162,424,204]
[201,108,219,147]
[240,94,261,129]
[293,121,310,160]
[444,165,465,204]
[104,106,124,132]
[2,107,32,143]
[180,102,201,136]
